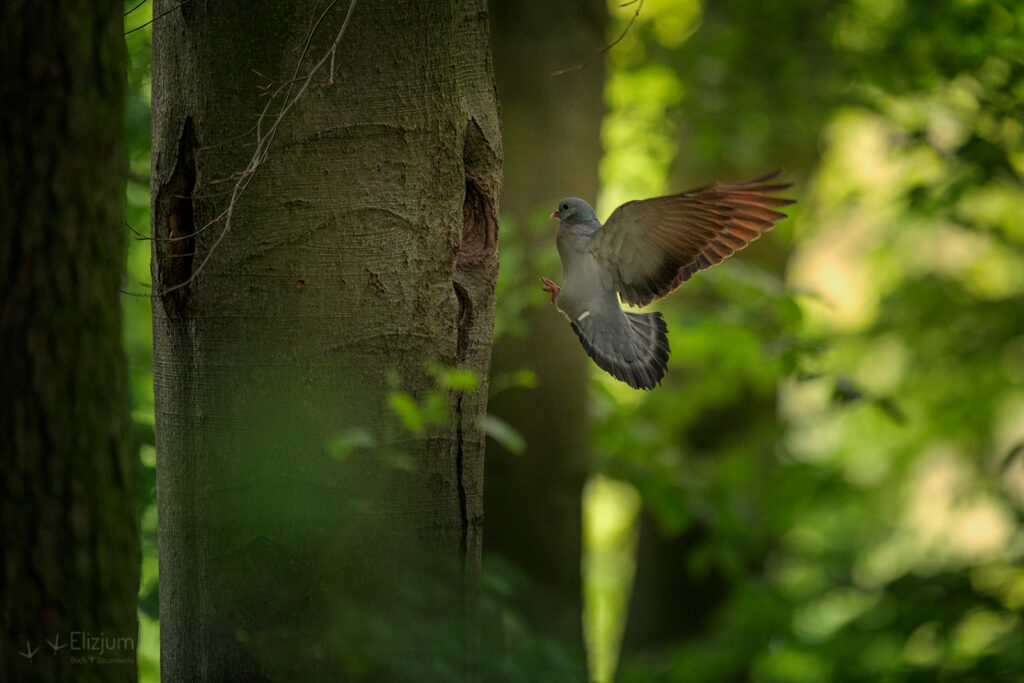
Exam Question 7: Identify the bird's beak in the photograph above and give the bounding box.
[549,210,559,220]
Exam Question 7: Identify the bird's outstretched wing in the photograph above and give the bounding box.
[587,172,795,307]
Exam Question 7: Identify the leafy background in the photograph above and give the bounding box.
[123,0,1024,680]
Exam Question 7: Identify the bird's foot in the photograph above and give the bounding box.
[539,276,561,302]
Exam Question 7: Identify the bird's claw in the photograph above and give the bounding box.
[539,276,561,303]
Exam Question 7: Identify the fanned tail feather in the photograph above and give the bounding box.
[570,311,670,390]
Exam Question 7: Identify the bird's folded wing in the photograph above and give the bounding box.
[587,172,795,307]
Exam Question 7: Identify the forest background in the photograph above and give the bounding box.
[117,0,1024,680]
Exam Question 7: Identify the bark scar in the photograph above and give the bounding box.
[453,281,471,360]
[458,118,499,263]
[155,117,198,320]
[451,116,500,566]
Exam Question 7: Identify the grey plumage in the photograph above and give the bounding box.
[543,172,794,390]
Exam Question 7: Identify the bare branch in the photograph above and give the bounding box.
[125,221,150,240]
[123,0,148,18]
[551,0,643,77]
[124,0,194,36]
[156,0,359,297]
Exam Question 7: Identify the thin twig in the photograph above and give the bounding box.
[125,221,150,240]
[124,0,194,36]
[551,0,643,77]
[139,212,223,242]
[266,0,339,143]
[174,189,235,200]
[123,0,148,17]
[119,281,152,298]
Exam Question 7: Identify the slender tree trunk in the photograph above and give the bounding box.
[0,2,138,681]
[151,1,499,679]
[621,514,728,649]
[485,0,605,661]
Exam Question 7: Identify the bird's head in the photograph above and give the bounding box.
[549,197,598,225]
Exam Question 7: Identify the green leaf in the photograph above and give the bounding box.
[491,368,538,394]
[381,448,415,472]
[481,414,526,454]
[325,428,376,461]
[420,391,449,425]
[434,366,479,391]
[388,392,424,434]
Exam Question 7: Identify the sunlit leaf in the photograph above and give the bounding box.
[388,392,424,434]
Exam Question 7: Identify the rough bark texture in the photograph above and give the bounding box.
[485,0,605,660]
[0,1,138,681]
[151,1,500,679]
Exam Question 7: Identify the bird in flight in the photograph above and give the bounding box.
[540,172,794,390]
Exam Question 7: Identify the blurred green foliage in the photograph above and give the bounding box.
[591,0,1024,681]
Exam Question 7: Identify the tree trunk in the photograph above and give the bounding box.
[151,1,499,679]
[0,2,138,681]
[621,514,728,649]
[484,0,605,662]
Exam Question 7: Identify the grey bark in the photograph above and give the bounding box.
[151,1,500,680]
[485,0,605,661]
[0,1,138,681]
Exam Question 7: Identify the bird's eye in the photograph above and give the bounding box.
[561,203,568,211]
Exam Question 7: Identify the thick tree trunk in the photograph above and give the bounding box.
[485,0,605,662]
[151,1,499,679]
[0,2,138,681]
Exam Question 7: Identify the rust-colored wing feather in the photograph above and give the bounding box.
[588,172,795,307]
